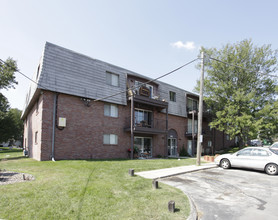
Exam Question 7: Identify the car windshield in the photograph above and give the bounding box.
[269,147,278,155]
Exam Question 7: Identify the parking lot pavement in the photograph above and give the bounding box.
[160,167,278,220]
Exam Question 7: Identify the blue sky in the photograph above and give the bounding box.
[1,0,278,110]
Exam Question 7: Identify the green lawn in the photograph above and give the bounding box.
[0,150,196,219]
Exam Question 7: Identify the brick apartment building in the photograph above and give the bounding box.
[21,42,235,161]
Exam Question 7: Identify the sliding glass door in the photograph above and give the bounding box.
[134,137,152,158]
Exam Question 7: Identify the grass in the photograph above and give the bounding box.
[0,150,196,219]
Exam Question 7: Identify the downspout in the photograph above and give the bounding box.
[51,93,57,161]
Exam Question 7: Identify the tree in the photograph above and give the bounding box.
[0,58,18,90]
[196,39,278,146]
[0,108,23,143]
[0,58,19,143]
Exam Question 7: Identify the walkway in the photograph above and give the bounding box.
[136,163,217,179]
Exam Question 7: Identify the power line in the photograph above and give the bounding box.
[1,57,200,103]
[208,56,278,78]
[0,58,49,90]
[94,58,200,102]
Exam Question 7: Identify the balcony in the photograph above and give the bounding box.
[187,107,212,119]
[132,94,168,109]
[124,117,167,135]
[185,125,213,137]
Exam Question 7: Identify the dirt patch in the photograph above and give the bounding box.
[0,170,35,185]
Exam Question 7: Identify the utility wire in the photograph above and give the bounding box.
[0,58,49,90]
[1,57,200,103]
[208,56,278,78]
[94,58,200,102]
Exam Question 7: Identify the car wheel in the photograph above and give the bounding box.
[265,163,278,175]
[220,159,231,169]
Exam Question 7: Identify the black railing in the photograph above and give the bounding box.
[125,117,167,131]
[184,125,213,137]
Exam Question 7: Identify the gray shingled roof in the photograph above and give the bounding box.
[22,42,198,119]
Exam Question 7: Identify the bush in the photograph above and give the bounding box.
[179,145,190,157]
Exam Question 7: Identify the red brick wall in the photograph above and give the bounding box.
[41,92,131,160]
[23,93,43,161]
[24,90,235,160]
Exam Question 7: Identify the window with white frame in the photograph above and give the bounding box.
[169,91,176,102]
[104,104,118,117]
[106,72,119,87]
[103,134,118,145]
[134,109,152,126]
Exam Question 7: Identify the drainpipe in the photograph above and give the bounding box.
[51,93,57,161]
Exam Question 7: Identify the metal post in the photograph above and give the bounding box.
[196,52,204,166]
[189,110,196,156]
[130,95,134,159]
[165,107,168,157]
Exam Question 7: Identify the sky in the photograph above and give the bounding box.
[1,0,278,110]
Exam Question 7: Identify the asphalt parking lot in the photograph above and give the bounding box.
[161,167,278,220]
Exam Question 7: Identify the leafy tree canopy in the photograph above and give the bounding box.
[0,108,23,143]
[0,58,20,143]
[195,39,278,145]
[0,58,18,90]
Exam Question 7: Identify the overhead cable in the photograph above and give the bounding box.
[208,56,278,78]
[0,58,49,90]
[93,58,200,102]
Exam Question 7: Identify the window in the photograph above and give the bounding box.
[237,148,252,156]
[187,98,198,111]
[208,141,212,147]
[35,131,38,144]
[104,104,118,117]
[188,119,198,133]
[252,149,269,156]
[103,134,118,145]
[169,91,176,102]
[106,72,119,86]
[134,109,152,127]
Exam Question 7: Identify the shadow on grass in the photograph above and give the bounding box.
[1,156,26,161]
[77,166,97,220]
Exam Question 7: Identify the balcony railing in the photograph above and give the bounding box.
[124,117,167,134]
[187,107,212,118]
[185,125,213,137]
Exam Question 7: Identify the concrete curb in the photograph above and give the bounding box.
[136,164,218,180]
[137,164,219,219]
[187,194,198,220]
[154,165,218,180]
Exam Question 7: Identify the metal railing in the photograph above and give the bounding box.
[125,117,167,131]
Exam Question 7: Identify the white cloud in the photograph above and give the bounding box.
[171,41,196,50]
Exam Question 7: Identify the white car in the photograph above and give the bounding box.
[270,142,278,148]
[214,147,278,175]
